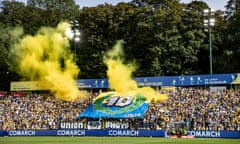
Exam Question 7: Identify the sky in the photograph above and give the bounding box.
[76,0,227,11]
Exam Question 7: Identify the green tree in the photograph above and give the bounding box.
[210,10,229,73]
[0,23,21,90]
[181,1,209,74]
[0,0,26,26]
[130,0,205,76]
[223,0,240,72]
[0,0,81,88]
[0,22,10,90]
[0,0,80,34]
[77,0,220,77]
[27,0,80,25]
[77,3,138,78]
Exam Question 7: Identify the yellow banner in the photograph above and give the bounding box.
[232,73,240,84]
[10,81,48,91]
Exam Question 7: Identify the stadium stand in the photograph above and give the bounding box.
[0,88,239,132]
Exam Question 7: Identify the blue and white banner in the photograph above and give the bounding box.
[1,130,239,138]
[11,73,240,90]
[79,92,149,118]
[76,73,240,88]
[188,130,240,138]
[2,130,164,137]
[188,130,220,138]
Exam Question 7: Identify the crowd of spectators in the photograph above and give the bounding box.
[0,88,239,131]
[146,88,240,131]
[0,93,94,130]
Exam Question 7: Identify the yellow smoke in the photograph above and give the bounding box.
[9,22,87,101]
[104,40,168,103]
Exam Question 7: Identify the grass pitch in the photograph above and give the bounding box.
[0,137,240,144]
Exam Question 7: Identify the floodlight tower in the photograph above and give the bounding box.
[71,21,80,63]
[203,8,215,74]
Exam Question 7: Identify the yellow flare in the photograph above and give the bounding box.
[104,40,168,103]
[10,22,88,101]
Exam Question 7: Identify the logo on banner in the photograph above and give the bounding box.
[93,92,146,114]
